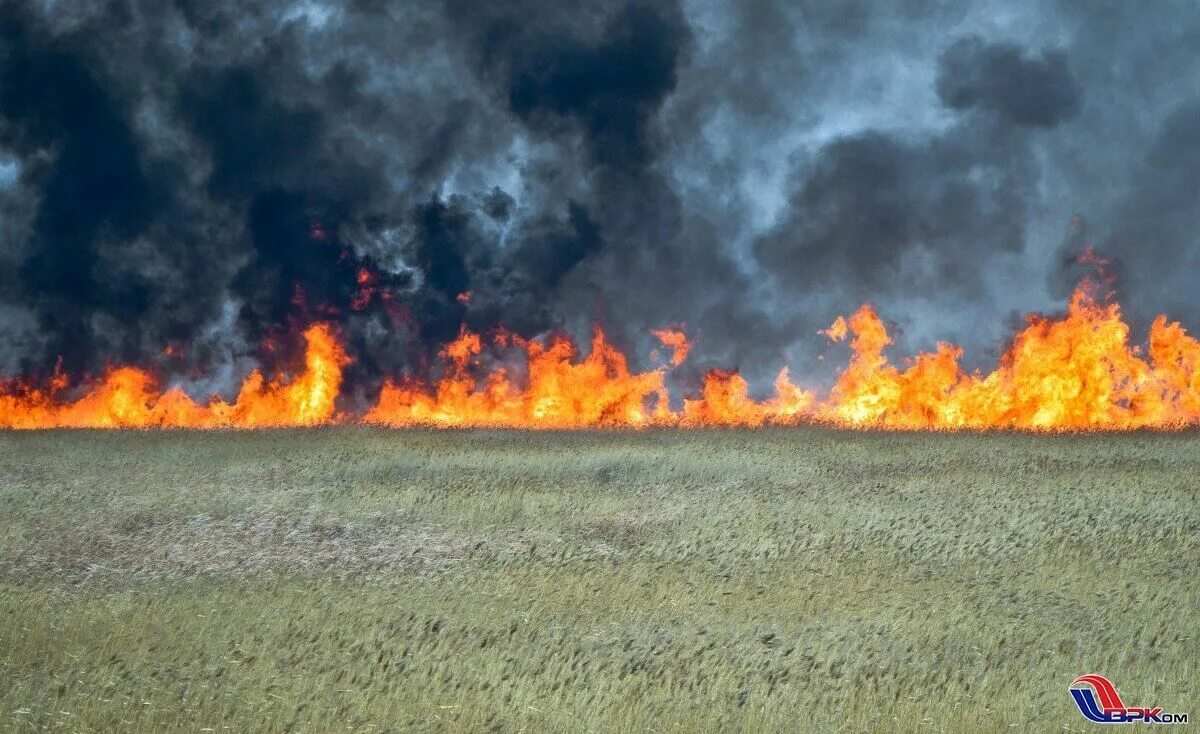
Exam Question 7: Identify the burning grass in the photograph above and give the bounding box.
[5,262,1200,431]
[0,428,1196,731]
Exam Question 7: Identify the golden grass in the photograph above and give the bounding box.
[0,428,1196,731]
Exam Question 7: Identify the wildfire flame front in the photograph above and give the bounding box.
[2,276,1199,431]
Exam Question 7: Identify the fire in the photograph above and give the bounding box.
[821,316,849,342]
[652,328,691,366]
[351,268,376,310]
[815,288,1200,430]
[0,324,348,429]
[678,368,813,427]
[4,271,1200,431]
[365,279,1200,430]
[366,327,674,428]
[364,327,815,429]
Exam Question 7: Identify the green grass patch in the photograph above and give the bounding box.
[0,428,1196,731]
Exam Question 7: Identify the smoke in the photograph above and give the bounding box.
[0,0,1198,395]
[936,35,1080,128]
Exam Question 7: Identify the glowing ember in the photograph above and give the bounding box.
[351,268,376,311]
[3,274,1200,431]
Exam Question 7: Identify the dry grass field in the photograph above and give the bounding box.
[0,428,1196,732]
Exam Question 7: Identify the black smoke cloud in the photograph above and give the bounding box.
[936,35,1080,128]
[0,9,166,371]
[0,0,1197,394]
[750,30,1079,366]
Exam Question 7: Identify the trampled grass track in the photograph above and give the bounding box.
[0,428,1196,731]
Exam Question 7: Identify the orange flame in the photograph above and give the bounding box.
[351,268,376,311]
[367,280,1200,430]
[652,328,691,366]
[822,316,848,342]
[4,275,1200,431]
[0,324,348,429]
[816,288,1200,429]
[678,368,814,427]
[366,326,673,428]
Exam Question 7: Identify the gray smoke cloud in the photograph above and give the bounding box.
[0,0,1197,397]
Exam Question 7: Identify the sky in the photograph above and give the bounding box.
[1,0,1198,397]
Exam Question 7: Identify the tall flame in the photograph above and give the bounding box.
[365,280,1200,430]
[815,287,1200,430]
[0,324,347,429]
[4,278,1200,431]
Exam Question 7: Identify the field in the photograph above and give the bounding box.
[0,428,1196,732]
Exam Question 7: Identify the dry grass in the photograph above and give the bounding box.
[0,428,1196,731]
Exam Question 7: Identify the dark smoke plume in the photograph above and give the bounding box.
[0,0,1197,394]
